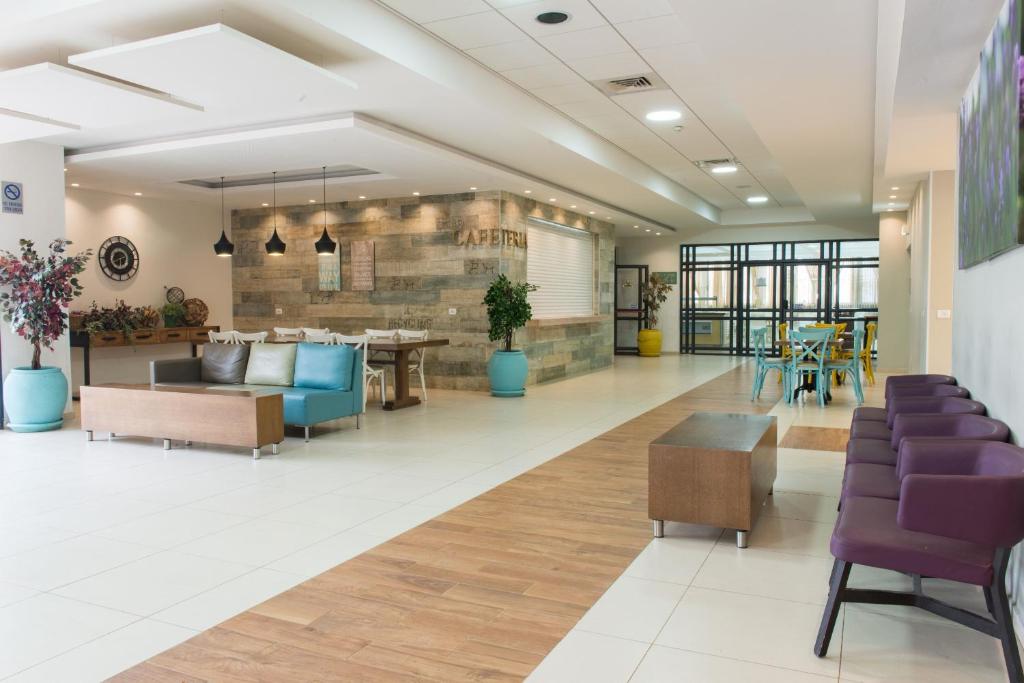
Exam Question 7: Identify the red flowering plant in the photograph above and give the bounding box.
[0,239,91,370]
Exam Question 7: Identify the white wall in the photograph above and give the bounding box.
[906,172,955,374]
[616,222,879,354]
[877,212,910,371]
[0,142,71,417]
[65,189,230,390]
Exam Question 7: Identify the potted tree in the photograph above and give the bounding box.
[638,273,672,357]
[483,274,537,397]
[0,239,91,431]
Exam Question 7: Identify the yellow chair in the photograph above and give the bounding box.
[808,322,847,384]
[777,322,791,383]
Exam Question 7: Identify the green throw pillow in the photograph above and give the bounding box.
[244,343,297,386]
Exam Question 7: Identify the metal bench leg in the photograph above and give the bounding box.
[86,430,93,442]
[272,443,279,455]
[163,439,171,450]
[304,426,310,442]
[356,413,363,429]
[736,530,749,548]
[652,520,664,538]
[252,447,261,460]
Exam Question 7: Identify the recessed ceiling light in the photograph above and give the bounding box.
[308,199,316,203]
[887,208,895,212]
[746,195,768,204]
[549,198,556,202]
[70,183,79,187]
[63,168,67,172]
[711,164,738,174]
[358,195,366,199]
[605,216,611,219]
[646,110,682,122]
[589,211,595,214]
[891,186,900,190]
[262,202,269,207]
[655,232,662,236]
[570,204,577,208]
[633,225,639,228]
[889,195,897,199]
[133,192,142,196]
[524,190,532,194]
[888,202,895,206]
[412,191,420,196]
[536,11,569,24]
[645,229,651,232]
[469,186,477,191]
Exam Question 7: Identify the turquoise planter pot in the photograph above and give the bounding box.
[488,350,528,397]
[3,366,67,432]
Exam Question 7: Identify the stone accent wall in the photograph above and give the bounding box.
[231,191,613,391]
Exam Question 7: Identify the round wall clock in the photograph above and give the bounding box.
[98,236,139,282]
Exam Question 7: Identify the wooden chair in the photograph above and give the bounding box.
[207,331,238,344]
[751,327,788,400]
[398,328,429,401]
[234,331,267,344]
[788,327,833,407]
[826,329,864,403]
[336,334,372,417]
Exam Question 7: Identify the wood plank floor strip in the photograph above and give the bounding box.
[779,425,851,452]
[114,363,780,682]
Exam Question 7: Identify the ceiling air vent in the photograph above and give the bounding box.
[593,72,668,96]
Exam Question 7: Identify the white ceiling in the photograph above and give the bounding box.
[0,0,998,239]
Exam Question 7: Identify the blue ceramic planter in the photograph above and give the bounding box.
[3,366,67,432]
[488,350,528,397]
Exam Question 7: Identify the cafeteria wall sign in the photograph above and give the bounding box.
[2,181,23,215]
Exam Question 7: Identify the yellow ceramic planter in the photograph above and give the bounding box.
[637,329,662,357]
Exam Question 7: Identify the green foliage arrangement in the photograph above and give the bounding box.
[641,273,672,329]
[483,274,537,352]
[160,302,186,328]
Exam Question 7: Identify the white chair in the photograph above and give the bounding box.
[208,330,239,344]
[337,334,373,420]
[273,327,303,337]
[398,328,429,401]
[364,329,397,401]
[302,327,330,337]
[234,331,268,344]
[304,332,336,344]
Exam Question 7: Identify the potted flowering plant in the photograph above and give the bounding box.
[0,239,91,431]
[483,274,537,397]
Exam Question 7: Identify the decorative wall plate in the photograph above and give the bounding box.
[165,286,185,304]
[98,236,139,282]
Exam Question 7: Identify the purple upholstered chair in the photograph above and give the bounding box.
[884,373,956,399]
[850,397,986,441]
[846,413,1009,466]
[817,441,1024,682]
[853,385,971,424]
[844,438,1018,502]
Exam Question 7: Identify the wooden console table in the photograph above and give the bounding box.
[71,326,218,387]
[649,412,777,548]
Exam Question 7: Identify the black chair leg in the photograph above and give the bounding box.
[990,577,1024,683]
[984,586,996,617]
[815,558,851,657]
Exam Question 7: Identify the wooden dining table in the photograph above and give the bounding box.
[267,335,450,410]
[772,338,847,404]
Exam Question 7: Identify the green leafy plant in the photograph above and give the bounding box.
[77,300,135,336]
[0,239,91,370]
[160,302,186,328]
[641,273,672,329]
[483,274,537,352]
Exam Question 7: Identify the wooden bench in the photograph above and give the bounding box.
[649,412,777,548]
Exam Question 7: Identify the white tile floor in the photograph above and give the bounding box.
[0,354,739,681]
[527,372,1019,683]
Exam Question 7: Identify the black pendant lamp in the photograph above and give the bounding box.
[264,171,286,256]
[213,176,235,257]
[314,166,337,256]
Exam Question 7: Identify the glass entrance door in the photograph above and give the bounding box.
[781,260,829,332]
[614,265,647,354]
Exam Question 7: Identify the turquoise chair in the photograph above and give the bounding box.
[825,328,865,404]
[751,327,788,400]
[788,327,833,407]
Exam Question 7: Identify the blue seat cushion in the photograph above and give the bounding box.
[280,387,354,426]
[293,342,354,391]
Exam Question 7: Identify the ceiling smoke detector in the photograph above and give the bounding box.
[536,11,569,24]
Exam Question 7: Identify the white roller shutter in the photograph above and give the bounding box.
[526,221,595,319]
